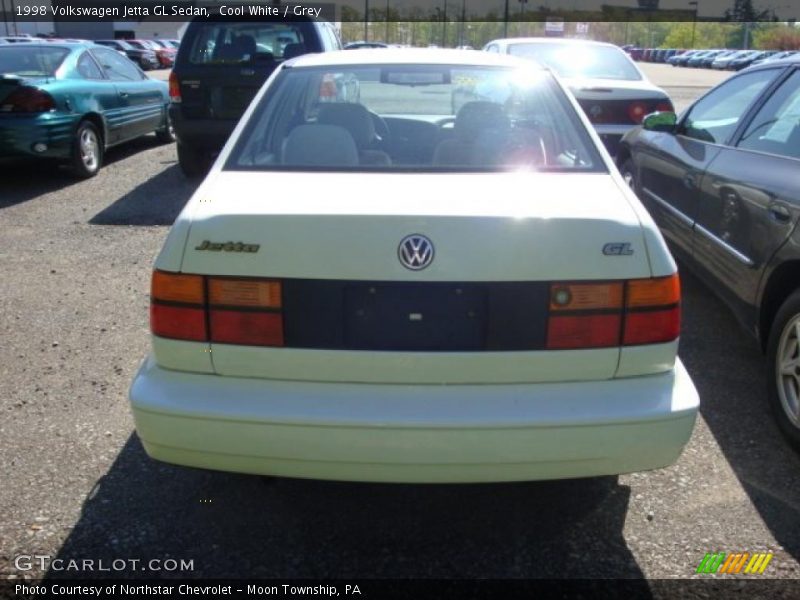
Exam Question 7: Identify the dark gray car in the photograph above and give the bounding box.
[617,56,800,451]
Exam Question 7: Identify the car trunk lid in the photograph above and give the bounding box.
[165,171,661,384]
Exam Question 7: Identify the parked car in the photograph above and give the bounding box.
[751,50,795,67]
[482,37,673,156]
[94,39,159,70]
[0,42,174,177]
[130,39,176,68]
[711,49,749,70]
[344,41,389,49]
[130,49,699,483]
[1,36,34,44]
[673,49,702,67]
[728,50,770,71]
[618,55,800,451]
[699,49,734,68]
[169,15,342,177]
[629,47,644,61]
[685,49,715,68]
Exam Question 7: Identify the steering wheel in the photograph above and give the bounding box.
[368,111,391,146]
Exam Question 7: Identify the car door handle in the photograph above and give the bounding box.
[683,173,697,189]
[119,92,129,98]
[768,203,791,223]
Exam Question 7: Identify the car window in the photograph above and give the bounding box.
[737,70,800,160]
[681,69,778,144]
[507,43,642,81]
[76,51,104,79]
[187,21,316,64]
[485,44,499,53]
[91,47,143,81]
[0,46,68,76]
[226,64,605,173]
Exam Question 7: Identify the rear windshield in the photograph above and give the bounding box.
[226,64,604,173]
[508,43,642,81]
[187,20,316,65]
[0,46,69,76]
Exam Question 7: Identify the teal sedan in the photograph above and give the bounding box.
[0,42,174,178]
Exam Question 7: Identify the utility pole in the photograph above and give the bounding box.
[385,0,389,42]
[364,0,368,41]
[441,0,447,47]
[689,1,698,48]
[503,0,509,37]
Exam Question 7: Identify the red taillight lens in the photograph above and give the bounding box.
[209,310,284,347]
[151,304,207,341]
[623,306,681,346]
[0,86,56,113]
[627,101,649,124]
[168,71,181,103]
[547,314,622,350]
[655,100,674,113]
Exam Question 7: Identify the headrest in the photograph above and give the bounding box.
[316,103,376,148]
[454,101,510,140]
[282,124,359,166]
[283,43,306,60]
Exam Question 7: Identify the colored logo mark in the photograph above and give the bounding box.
[696,552,773,574]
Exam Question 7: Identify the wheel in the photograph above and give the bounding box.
[619,158,638,194]
[177,142,210,178]
[70,121,102,178]
[767,290,800,451]
[155,110,176,144]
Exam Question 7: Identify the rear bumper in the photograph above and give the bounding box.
[593,125,635,157]
[169,105,235,151]
[129,356,699,483]
[0,113,78,159]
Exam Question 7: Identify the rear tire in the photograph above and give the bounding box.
[766,289,800,452]
[177,143,210,178]
[619,158,638,195]
[70,121,102,179]
[155,110,176,144]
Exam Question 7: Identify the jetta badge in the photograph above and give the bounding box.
[398,234,434,271]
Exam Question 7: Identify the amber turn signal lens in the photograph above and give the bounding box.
[626,274,680,308]
[208,278,282,309]
[550,282,624,311]
[151,271,205,304]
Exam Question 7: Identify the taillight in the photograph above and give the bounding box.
[208,277,283,347]
[623,274,681,346]
[627,101,649,124]
[149,271,284,347]
[655,100,674,113]
[168,71,181,103]
[546,274,680,349]
[0,86,56,113]
[150,271,206,341]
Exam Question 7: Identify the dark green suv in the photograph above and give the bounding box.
[169,15,342,177]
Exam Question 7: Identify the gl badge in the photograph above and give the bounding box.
[398,234,434,271]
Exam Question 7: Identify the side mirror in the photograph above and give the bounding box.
[642,111,677,133]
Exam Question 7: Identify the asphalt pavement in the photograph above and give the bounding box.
[1,61,798,586]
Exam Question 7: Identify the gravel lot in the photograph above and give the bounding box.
[1,62,799,585]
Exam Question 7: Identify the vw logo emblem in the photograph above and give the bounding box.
[589,104,603,117]
[398,234,434,271]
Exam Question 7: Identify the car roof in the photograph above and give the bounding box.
[288,48,545,69]
[487,37,618,49]
[745,53,800,70]
[0,41,93,48]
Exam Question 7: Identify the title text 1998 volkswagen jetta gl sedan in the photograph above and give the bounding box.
[129,50,699,483]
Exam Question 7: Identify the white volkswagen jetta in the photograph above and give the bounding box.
[129,49,699,483]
